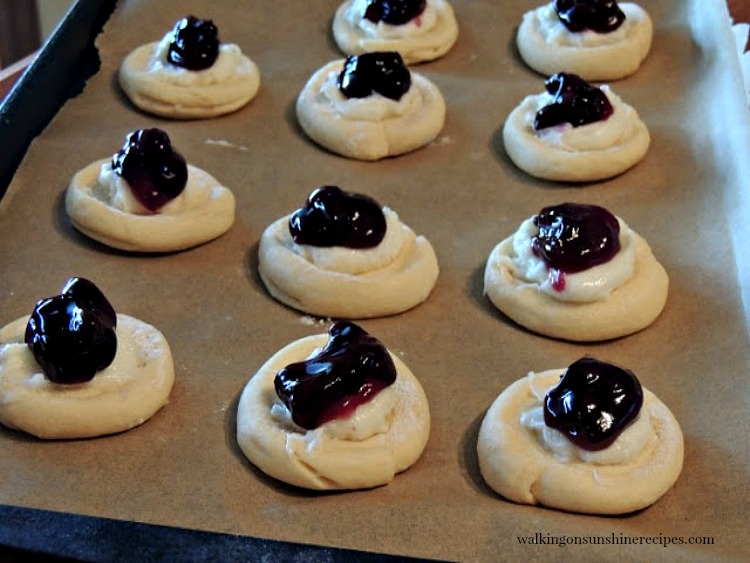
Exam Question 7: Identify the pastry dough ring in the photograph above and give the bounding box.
[296,60,446,161]
[516,3,653,81]
[502,95,650,182]
[0,315,174,440]
[258,215,439,319]
[236,333,431,490]
[477,369,684,515]
[484,231,668,341]
[332,0,459,64]
[66,159,236,253]
[119,42,260,119]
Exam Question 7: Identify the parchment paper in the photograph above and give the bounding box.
[1,1,748,560]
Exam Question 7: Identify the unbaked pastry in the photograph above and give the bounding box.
[503,74,650,182]
[332,0,459,64]
[295,57,446,161]
[66,129,235,253]
[0,280,174,440]
[477,362,683,514]
[236,323,430,490]
[258,187,439,318]
[517,2,653,81]
[484,204,668,341]
[119,16,260,119]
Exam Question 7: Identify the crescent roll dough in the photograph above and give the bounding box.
[296,59,446,161]
[484,216,668,341]
[0,315,174,440]
[503,84,650,182]
[236,332,430,490]
[517,2,653,81]
[332,0,459,64]
[119,41,260,119]
[66,159,235,253]
[477,368,684,515]
[258,213,439,319]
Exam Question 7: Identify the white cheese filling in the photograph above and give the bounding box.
[346,0,441,39]
[318,69,421,121]
[509,216,635,303]
[289,207,408,275]
[520,370,651,465]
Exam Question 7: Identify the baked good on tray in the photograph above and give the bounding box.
[0,278,174,440]
[296,52,445,160]
[259,185,439,318]
[517,1,653,81]
[503,72,650,182]
[119,15,261,119]
[332,0,459,64]
[477,357,684,515]
[483,202,668,341]
[237,321,431,490]
[66,128,235,253]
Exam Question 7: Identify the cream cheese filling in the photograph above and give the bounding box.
[531,2,642,48]
[147,34,256,86]
[319,69,421,121]
[345,0,441,39]
[92,161,212,215]
[271,382,397,442]
[508,216,635,303]
[289,208,409,275]
[0,316,163,402]
[521,86,640,152]
[520,370,651,465]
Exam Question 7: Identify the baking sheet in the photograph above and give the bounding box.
[1,0,749,560]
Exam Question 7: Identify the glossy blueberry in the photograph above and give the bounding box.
[338,52,411,101]
[167,15,220,71]
[112,128,188,212]
[531,202,621,274]
[289,186,386,249]
[534,73,613,130]
[555,0,626,33]
[363,0,427,25]
[544,357,643,451]
[24,278,117,384]
[274,322,397,429]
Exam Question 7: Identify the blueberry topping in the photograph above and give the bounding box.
[112,128,188,213]
[289,186,387,249]
[534,73,613,130]
[363,0,427,25]
[555,0,626,33]
[338,52,411,101]
[544,357,643,451]
[24,278,117,385]
[274,322,397,430]
[167,15,220,71]
[532,203,621,274]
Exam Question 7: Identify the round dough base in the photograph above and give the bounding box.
[236,332,431,490]
[332,0,459,64]
[0,314,174,440]
[502,100,650,183]
[66,159,236,253]
[296,60,446,161]
[258,216,439,319]
[484,231,668,341]
[118,42,260,119]
[516,3,653,81]
[477,368,684,515]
